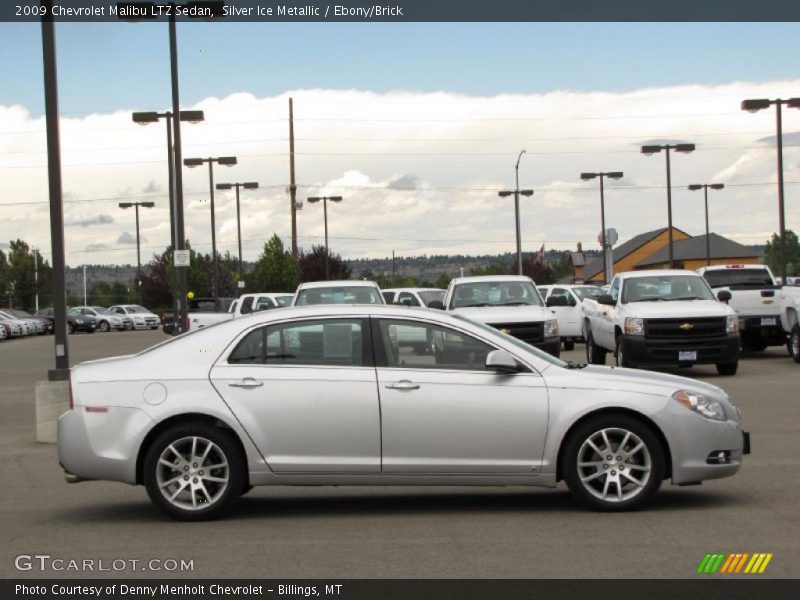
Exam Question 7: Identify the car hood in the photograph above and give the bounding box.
[548,363,726,399]
[622,300,733,319]
[449,305,553,323]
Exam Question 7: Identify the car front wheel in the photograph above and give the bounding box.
[563,415,665,511]
[98,320,110,332]
[143,423,246,521]
[615,336,635,368]
[788,325,800,364]
[716,362,738,376]
[586,332,607,365]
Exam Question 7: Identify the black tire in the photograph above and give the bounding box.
[787,325,800,364]
[564,340,575,351]
[615,336,635,368]
[98,320,110,332]
[67,323,74,334]
[585,332,607,365]
[143,422,246,521]
[562,414,665,511]
[716,362,738,376]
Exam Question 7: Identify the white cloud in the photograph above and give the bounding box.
[1,81,799,265]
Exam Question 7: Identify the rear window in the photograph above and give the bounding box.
[702,268,774,288]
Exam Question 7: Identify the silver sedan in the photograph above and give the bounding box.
[58,305,748,520]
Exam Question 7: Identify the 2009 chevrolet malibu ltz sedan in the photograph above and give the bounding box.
[58,305,749,520]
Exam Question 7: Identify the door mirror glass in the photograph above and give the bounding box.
[597,294,616,306]
[717,290,732,303]
[485,349,521,374]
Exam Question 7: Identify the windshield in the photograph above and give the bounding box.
[450,280,543,308]
[90,306,113,315]
[295,286,384,306]
[124,305,150,313]
[702,268,775,288]
[452,314,567,368]
[10,310,34,318]
[418,290,445,306]
[274,295,293,307]
[622,275,715,303]
[572,286,606,301]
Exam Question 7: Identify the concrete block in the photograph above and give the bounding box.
[35,380,69,444]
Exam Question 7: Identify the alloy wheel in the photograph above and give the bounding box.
[577,427,652,503]
[155,436,230,511]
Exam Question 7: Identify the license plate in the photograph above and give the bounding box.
[761,318,777,326]
[679,350,697,362]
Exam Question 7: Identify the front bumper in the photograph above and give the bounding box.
[71,322,97,332]
[620,332,739,367]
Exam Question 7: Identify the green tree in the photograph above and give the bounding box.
[764,230,800,277]
[298,245,351,282]
[6,240,52,311]
[250,234,299,292]
[433,272,452,290]
[470,263,510,276]
[0,249,9,305]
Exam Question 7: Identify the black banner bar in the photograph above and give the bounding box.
[4,0,800,22]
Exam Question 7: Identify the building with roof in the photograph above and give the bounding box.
[580,227,762,283]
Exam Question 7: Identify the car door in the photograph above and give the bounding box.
[372,317,549,474]
[209,317,381,473]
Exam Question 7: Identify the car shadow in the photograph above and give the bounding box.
[53,487,743,523]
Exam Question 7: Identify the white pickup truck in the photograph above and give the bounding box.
[581,270,740,375]
[188,293,293,330]
[779,286,800,363]
[697,264,786,352]
[432,275,560,357]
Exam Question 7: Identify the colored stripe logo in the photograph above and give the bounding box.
[697,553,773,574]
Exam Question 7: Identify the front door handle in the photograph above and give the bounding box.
[228,378,263,388]
[385,380,420,391]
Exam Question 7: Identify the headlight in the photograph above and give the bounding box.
[673,390,726,421]
[726,315,739,333]
[75,319,84,324]
[624,317,644,336]
[545,319,558,338]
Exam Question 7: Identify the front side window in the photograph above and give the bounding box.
[295,286,384,306]
[449,280,543,309]
[609,277,621,303]
[572,286,605,301]
[550,287,575,306]
[376,319,495,371]
[229,319,365,367]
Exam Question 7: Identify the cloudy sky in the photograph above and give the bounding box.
[1,22,798,266]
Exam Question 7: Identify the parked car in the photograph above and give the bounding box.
[108,304,160,330]
[697,264,784,352]
[538,284,607,350]
[0,322,6,341]
[35,307,55,332]
[58,304,749,520]
[0,316,24,338]
[582,270,739,375]
[382,288,446,307]
[0,311,34,336]
[1,309,46,335]
[292,280,385,306]
[66,308,97,333]
[73,306,131,332]
[187,294,287,331]
[432,275,560,357]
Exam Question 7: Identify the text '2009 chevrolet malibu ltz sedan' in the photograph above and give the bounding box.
[58,305,749,520]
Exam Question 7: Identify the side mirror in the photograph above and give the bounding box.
[597,294,616,306]
[427,300,445,310]
[485,350,521,374]
[717,290,732,303]
[546,296,568,307]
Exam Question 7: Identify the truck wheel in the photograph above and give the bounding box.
[586,332,607,365]
[564,340,575,351]
[562,414,665,511]
[615,336,635,368]
[716,362,738,376]
[787,325,800,363]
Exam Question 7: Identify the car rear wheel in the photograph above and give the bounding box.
[585,332,606,365]
[563,340,575,351]
[563,415,664,511]
[787,325,800,364]
[716,362,738,376]
[98,320,110,332]
[143,423,245,521]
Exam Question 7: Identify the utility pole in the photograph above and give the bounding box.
[392,250,396,283]
[289,97,298,258]
[82,266,87,305]
[32,248,39,312]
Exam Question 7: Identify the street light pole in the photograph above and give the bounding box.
[307,196,343,280]
[580,171,624,284]
[688,183,725,266]
[119,201,155,305]
[185,156,237,309]
[741,97,800,283]
[642,143,696,269]
[499,150,533,275]
[216,181,259,282]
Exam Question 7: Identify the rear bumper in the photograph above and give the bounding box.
[738,314,786,345]
[620,332,740,366]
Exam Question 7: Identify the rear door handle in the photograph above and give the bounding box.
[228,378,263,388]
[385,380,420,391]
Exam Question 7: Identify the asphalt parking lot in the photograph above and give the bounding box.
[1,330,798,579]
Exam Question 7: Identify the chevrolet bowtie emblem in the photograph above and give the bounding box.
[679,323,694,331]
[500,328,511,334]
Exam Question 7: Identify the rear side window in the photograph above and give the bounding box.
[229,319,366,367]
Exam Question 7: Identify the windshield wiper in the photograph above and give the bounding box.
[458,303,491,308]
[670,296,705,301]
[629,297,668,302]
[565,360,588,369]
[501,301,531,306]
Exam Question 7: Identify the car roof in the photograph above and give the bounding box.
[451,275,534,284]
[296,280,380,290]
[383,288,444,293]
[617,269,705,279]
